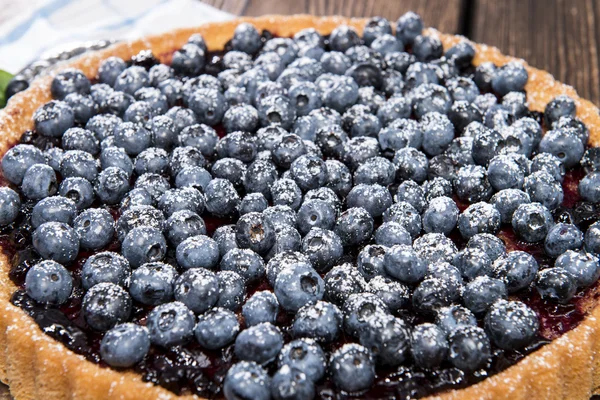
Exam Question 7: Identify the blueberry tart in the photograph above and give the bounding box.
[1,13,600,400]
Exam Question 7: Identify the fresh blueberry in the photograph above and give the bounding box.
[396,11,423,44]
[165,210,206,247]
[134,147,170,176]
[60,150,98,182]
[30,196,75,229]
[220,248,265,284]
[25,260,72,305]
[353,156,395,187]
[51,68,91,99]
[158,186,205,217]
[323,264,368,306]
[274,262,324,312]
[74,208,114,250]
[393,147,428,183]
[471,125,504,166]
[491,61,528,96]
[453,247,493,280]
[171,43,205,75]
[544,95,576,127]
[173,268,218,314]
[412,277,460,314]
[292,300,342,343]
[100,146,133,176]
[216,270,246,311]
[1,144,45,185]
[129,262,177,305]
[81,251,130,290]
[113,121,152,156]
[454,165,493,203]
[121,226,167,268]
[536,267,577,303]
[82,282,131,331]
[231,23,262,54]
[64,93,97,124]
[422,196,459,235]
[329,343,375,392]
[334,207,374,247]
[445,41,475,68]
[100,323,150,368]
[194,307,239,350]
[579,172,600,203]
[462,276,508,315]
[205,178,241,218]
[235,322,284,365]
[458,202,501,239]
[374,222,411,248]
[59,177,95,210]
[356,245,387,281]
[556,250,600,288]
[243,291,279,326]
[555,115,589,145]
[94,167,131,205]
[98,57,127,86]
[410,323,448,369]
[123,101,155,124]
[544,223,583,258]
[394,180,426,213]
[32,222,79,264]
[382,201,422,239]
[113,66,149,95]
[175,166,212,192]
[366,275,410,312]
[490,189,531,224]
[485,300,538,350]
[511,202,554,243]
[383,244,426,284]
[412,84,452,119]
[487,154,525,191]
[21,163,57,202]
[116,205,164,241]
[146,301,195,347]
[585,222,600,254]
[492,251,539,293]
[538,128,584,168]
[447,326,491,372]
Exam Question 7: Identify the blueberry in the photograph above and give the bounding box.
[323,264,368,307]
[73,208,115,250]
[51,68,91,99]
[204,179,240,218]
[373,222,411,248]
[579,172,600,203]
[394,180,426,213]
[94,167,131,206]
[393,147,428,183]
[235,322,284,365]
[412,84,452,119]
[121,226,167,268]
[492,251,539,293]
[471,126,504,166]
[44,147,65,172]
[382,201,422,239]
[171,43,205,75]
[123,101,155,124]
[356,245,387,281]
[412,34,443,61]
[539,128,585,169]
[333,207,374,247]
[216,270,246,311]
[585,222,600,254]
[467,233,507,261]
[543,223,583,258]
[363,16,394,45]
[434,306,476,337]
[346,184,392,218]
[175,166,212,192]
[59,177,95,210]
[242,291,279,326]
[174,268,219,314]
[220,248,265,284]
[291,301,342,344]
[544,95,576,127]
[82,283,131,331]
[278,338,326,384]
[448,101,483,135]
[148,115,177,149]
[98,57,127,86]
[458,202,501,240]
[0,187,19,226]
[165,209,206,247]
[113,121,152,156]
[116,205,164,241]
[396,11,423,44]
[581,148,600,175]
[274,262,324,312]
[194,307,239,350]
[536,267,577,303]
[487,154,525,191]
[233,212,275,255]
[31,196,76,228]
[462,276,507,315]
[1,144,46,185]
[445,41,475,68]
[329,343,375,392]
[147,301,195,347]
[231,23,262,54]
[81,251,130,290]
[484,300,538,351]
[490,189,531,224]
[100,323,150,368]
[422,177,453,202]
[454,165,493,203]
[244,159,278,199]
[556,250,600,288]
[555,115,589,145]
[295,199,334,235]
[453,247,492,280]
[129,262,177,305]
[113,66,149,95]
[366,276,409,314]
[447,326,491,372]
[175,235,219,271]
[25,260,72,305]
[222,50,252,72]
[32,221,79,264]
[413,277,460,314]
[407,323,446,369]
[64,93,97,124]
[422,196,459,235]
[491,61,528,96]
[264,205,298,229]
[222,104,259,133]
[100,146,133,177]
[382,244,426,284]
[512,202,554,243]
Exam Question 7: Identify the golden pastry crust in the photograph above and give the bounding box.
[0,14,599,400]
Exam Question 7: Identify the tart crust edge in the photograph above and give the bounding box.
[0,14,599,400]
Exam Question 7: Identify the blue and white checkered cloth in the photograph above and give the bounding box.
[0,0,234,74]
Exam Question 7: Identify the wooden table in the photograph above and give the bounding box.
[0,0,599,398]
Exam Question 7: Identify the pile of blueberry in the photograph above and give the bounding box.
[1,10,600,399]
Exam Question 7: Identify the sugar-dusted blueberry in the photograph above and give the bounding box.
[100,323,150,368]
[0,186,19,227]
[214,270,245,312]
[194,307,239,351]
[544,94,576,127]
[536,267,577,303]
[322,263,367,307]
[31,196,75,229]
[544,223,584,258]
[204,178,241,218]
[25,260,72,305]
[175,166,212,192]
[458,202,501,240]
[173,268,218,314]
[129,262,177,305]
[359,314,410,367]
[374,222,412,248]
[100,146,133,177]
[454,247,493,280]
[490,188,531,224]
[579,172,600,203]
[149,115,177,149]
[485,300,538,350]
[220,248,265,284]
[512,202,554,243]
[412,84,452,119]
[467,233,506,262]
[454,165,493,203]
[116,205,164,241]
[146,301,195,347]
[487,154,525,191]
[538,128,585,168]
[51,68,91,99]
[81,252,130,290]
[235,322,284,365]
[491,61,528,96]
[329,343,375,393]
[82,282,131,331]
[413,277,460,314]
[556,250,600,288]
[274,262,324,312]
[59,177,95,210]
[224,361,271,400]
[447,326,491,372]
[74,208,115,250]
[356,244,387,281]
[410,323,448,369]
[492,251,539,293]
[98,57,127,86]
[121,226,167,268]
[422,196,459,235]
[2,144,45,185]
[462,276,508,315]
[412,34,442,61]
[165,210,206,247]
[33,221,79,264]
[243,291,279,326]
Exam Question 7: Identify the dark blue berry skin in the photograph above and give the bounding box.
[205,178,241,218]
[194,307,239,350]
[113,121,152,156]
[135,87,169,113]
[436,305,477,336]
[74,208,114,250]
[51,68,91,100]
[374,222,411,247]
[538,128,585,168]
[94,167,131,205]
[266,251,309,286]
[171,43,205,75]
[324,264,367,306]
[222,104,259,134]
[25,260,72,305]
[98,57,127,86]
[458,202,501,239]
[100,323,150,368]
[396,11,423,44]
[384,245,428,284]
[536,267,577,303]
[412,277,460,314]
[147,301,195,347]
[485,300,538,350]
[322,75,359,113]
[579,172,600,203]
[121,226,167,268]
[487,155,525,191]
[556,250,600,288]
[60,150,98,182]
[244,159,278,199]
[357,245,387,281]
[454,165,493,203]
[129,262,177,305]
[158,186,205,216]
[215,270,246,311]
[580,148,600,174]
[187,89,226,126]
[123,101,155,124]
[82,282,132,331]
[292,300,342,344]
[484,104,514,130]
[463,276,508,315]
[346,184,392,218]
[394,180,426,213]
[354,156,395,186]
[242,291,279,327]
[377,97,411,127]
[116,205,164,241]
[1,144,45,185]
[342,106,382,138]
[59,177,95,210]
[264,205,298,229]
[165,210,206,247]
[467,233,506,262]
[113,66,149,95]
[490,189,531,224]
[544,223,584,258]
[447,326,491,372]
[81,252,130,290]
[264,221,299,258]
[289,81,322,117]
[492,251,539,293]
[289,154,328,192]
[412,84,452,119]
[359,314,410,366]
[175,166,212,192]
[445,41,475,68]
[314,124,347,159]
[235,212,276,255]
[64,93,97,124]
[176,235,219,270]
[238,193,269,216]
[272,134,306,170]
[235,322,284,365]
[221,248,265,284]
[44,147,65,172]
[231,23,262,54]
[422,196,459,235]
[224,361,271,400]
[410,323,448,369]
[367,275,410,312]
[334,207,374,247]
[33,222,79,264]
[393,147,429,183]
[270,178,303,211]
[382,201,422,239]
[544,95,576,127]
[412,35,443,62]
[31,196,75,229]
[330,343,376,392]
[274,262,324,312]
[174,268,218,314]
[423,177,453,202]
[296,199,336,236]
[177,125,217,160]
[277,339,326,385]
[22,163,57,201]
[555,115,589,145]
[149,115,177,149]
[454,247,493,280]
[100,146,133,177]
[512,202,554,243]
[134,147,169,176]
[212,158,246,189]
[471,126,504,166]
[491,61,528,96]
[586,222,600,255]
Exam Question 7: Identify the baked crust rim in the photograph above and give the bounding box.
[0,14,599,400]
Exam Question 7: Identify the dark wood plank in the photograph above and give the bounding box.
[240,0,465,34]
[471,0,600,106]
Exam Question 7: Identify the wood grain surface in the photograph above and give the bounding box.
[0,0,599,399]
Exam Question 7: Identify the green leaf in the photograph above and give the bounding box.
[0,69,15,109]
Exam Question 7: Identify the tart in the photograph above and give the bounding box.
[0,12,600,400]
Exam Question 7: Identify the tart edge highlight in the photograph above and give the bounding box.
[0,14,599,400]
